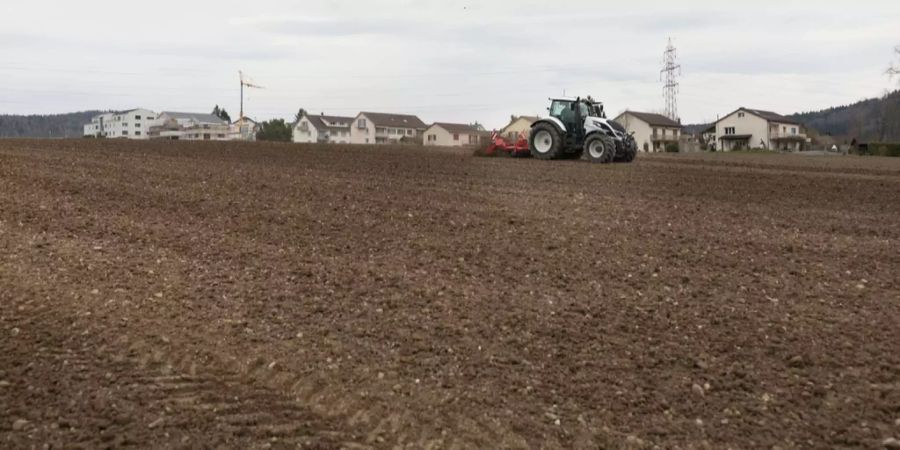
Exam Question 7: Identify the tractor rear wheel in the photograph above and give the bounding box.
[529,123,564,160]
[620,136,637,163]
[582,134,616,164]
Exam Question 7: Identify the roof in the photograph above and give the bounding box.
[359,112,427,129]
[703,124,716,134]
[161,112,227,124]
[318,114,354,126]
[428,122,480,134]
[724,108,801,125]
[622,111,682,128]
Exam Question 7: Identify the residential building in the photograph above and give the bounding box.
[350,112,427,145]
[231,118,259,141]
[715,108,807,151]
[701,124,717,151]
[423,123,485,147]
[83,109,160,139]
[293,113,353,144]
[149,112,230,141]
[613,111,683,152]
[499,116,540,140]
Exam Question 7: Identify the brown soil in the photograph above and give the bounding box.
[1,140,898,449]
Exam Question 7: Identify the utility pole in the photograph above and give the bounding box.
[660,38,682,122]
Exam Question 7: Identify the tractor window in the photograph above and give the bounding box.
[549,101,570,120]
[576,102,590,118]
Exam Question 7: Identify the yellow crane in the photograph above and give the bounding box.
[239,70,264,127]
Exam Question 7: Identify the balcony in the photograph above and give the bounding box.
[651,134,679,142]
[770,131,806,141]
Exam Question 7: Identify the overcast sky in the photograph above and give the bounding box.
[2,1,899,127]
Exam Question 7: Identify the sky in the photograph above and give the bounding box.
[1,0,899,127]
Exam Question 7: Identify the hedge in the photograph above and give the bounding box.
[859,143,900,157]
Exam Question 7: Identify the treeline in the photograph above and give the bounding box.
[0,111,105,138]
[790,90,900,142]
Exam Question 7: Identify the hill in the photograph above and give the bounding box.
[790,90,900,142]
[0,111,104,138]
[683,90,900,143]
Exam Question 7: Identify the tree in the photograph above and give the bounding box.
[294,108,308,124]
[888,46,900,81]
[469,121,486,132]
[256,119,293,142]
[212,105,231,122]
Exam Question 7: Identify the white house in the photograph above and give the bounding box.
[83,109,160,139]
[499,116,540,140]
[149,112,231,141]
[231,118,259,141]
[715,108,807,151]
[293,113,353,144]
[423,123,485,147]
[350,112,427,145]
[613,111,683,153]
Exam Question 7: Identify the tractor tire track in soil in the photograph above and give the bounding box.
[1,140,899,448]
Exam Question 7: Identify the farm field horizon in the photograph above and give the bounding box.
[1,140,899,448]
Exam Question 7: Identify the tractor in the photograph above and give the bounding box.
[529,97,637,163]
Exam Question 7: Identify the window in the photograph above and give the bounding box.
[738,112,745,118]
[357,119,367,129]
[662,129,667,137]
[783,126,787,133]
[135,131,141,136]
[135,115,141,120]
[453,133,459,141]
[652,128,658,136]
[407,129,413,136]
[123,131,129,136]
[725,127,736,135]
[135,123,140,127]
[123,123,128,127]
[791,127,797,135]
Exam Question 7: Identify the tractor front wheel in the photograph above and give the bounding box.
[529,123,564,160]
[582,134,616,164]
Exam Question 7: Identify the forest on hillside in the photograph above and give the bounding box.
[790,90,900,142]
[0,111,104,138]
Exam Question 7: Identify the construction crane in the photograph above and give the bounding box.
[239,70,264,126]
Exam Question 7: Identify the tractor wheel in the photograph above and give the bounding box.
[529,123,565,160]
[582,134,616,164]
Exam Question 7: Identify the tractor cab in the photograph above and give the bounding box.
[549,98,595,143]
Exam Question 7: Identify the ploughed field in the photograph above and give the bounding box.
[1,140,899,449]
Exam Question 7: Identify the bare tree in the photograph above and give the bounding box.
[888,46,900,80]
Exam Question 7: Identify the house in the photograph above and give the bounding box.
[613,111,683,152]
[715,108,807,151]
[423,123,485,147]
[293,113,353,144]
[350,112,427,145]
[499,116,540,140]
[701,124,717,151]
[149,112,231,140]
[231,117,259,141]
[83,109,160,139]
